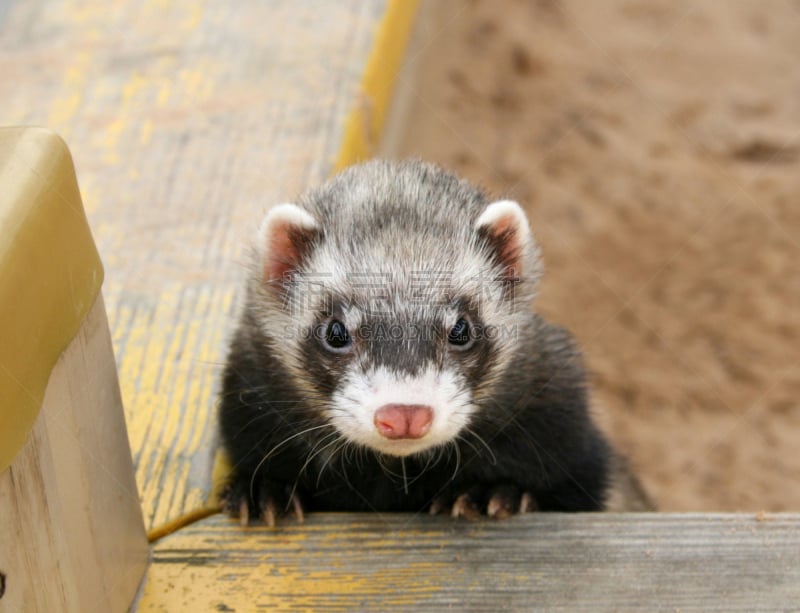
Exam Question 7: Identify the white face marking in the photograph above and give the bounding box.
[328,366,473,457]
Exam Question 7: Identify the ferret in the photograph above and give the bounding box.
[218,159,651,525]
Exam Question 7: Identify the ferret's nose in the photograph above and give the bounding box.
[374,404,433,439]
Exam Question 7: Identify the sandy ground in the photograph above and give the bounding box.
[392,0,800,511]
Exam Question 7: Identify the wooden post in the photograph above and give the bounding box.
[0,127,148,611]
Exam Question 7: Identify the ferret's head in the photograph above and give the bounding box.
[248,160,541,457]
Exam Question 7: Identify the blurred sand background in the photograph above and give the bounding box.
[392,0,800,511]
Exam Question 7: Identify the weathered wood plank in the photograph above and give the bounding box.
[0,0,388,530]
[1,295,148,612]
[137,513,800,611]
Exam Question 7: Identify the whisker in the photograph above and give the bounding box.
[287,432,343,510]
[450,440,461,482]
[249,423,335,502]
[456,432,482,459]
[465,426,498,466]
[316,439,348,488]
[299,431,342,477]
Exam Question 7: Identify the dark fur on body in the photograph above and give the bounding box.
[218,160,629,520]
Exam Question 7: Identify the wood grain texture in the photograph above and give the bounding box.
[0,295,148,612]
[137,512,800,611]
[0,0,387,529]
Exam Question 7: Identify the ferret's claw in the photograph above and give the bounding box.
[519,491,538,513]
[451,493,481,520]
[428,497,448,515]
[487,493,515,519]
[239,499,250,527]
[486,484,528,519]
[289,493,305,523]
[262,499,278,528]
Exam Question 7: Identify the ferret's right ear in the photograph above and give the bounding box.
[475,199,532,283]
[258,203,319,286]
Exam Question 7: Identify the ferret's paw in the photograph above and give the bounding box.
[429,484,538,519]
[220,477,304,527]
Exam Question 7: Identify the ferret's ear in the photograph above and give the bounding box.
[475,199,532,283]
[258,203,319,286]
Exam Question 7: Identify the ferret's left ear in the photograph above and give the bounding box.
[475,199,532,283]
[258,203,319,288]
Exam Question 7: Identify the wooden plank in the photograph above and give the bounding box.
[0,295,148,612]
[137,513,800,611]
[0,0,387,530]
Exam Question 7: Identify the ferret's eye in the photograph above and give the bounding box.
[448,317,473,348]
[323,319,352,352]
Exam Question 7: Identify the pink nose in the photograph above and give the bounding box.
[374,404,434,440]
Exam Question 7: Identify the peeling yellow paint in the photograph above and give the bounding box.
[122,72,149,106]
[156,82,171,108]
[101,118,125,165]
[48,92,81,127]
[180,68,208,100]
[138,515,462,611]
[140,118,154,145]
[115,284,234,529]
[147,0,173,12]
[183,4,204,30]
[47,51,91,133]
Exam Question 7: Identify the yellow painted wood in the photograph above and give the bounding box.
[0,294,148,612]
[137,512,800,611]
[0,126,103,473]
[0,0,389,529]
[334,0,421,170]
